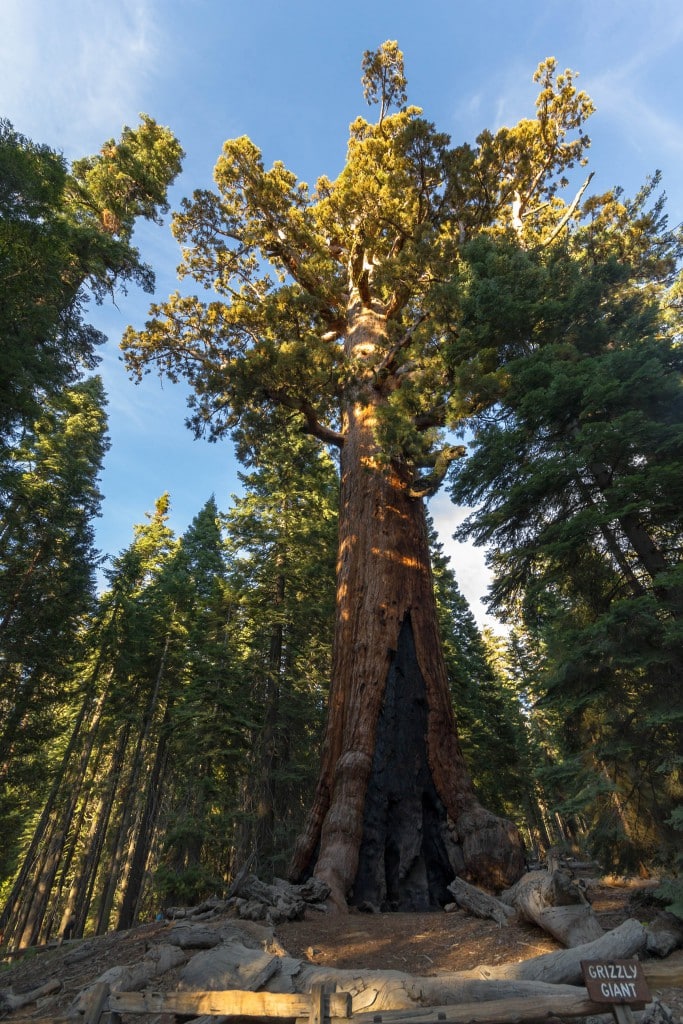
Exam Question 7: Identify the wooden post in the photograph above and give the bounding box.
[309,983,329,1024]
[611,1006,637,1024]
[331,991,352,1018]
[81,982,111,1024]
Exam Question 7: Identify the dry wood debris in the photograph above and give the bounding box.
[0,872,681,1023]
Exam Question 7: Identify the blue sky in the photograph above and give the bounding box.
[2,0,682,626]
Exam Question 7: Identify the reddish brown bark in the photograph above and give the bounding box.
[290,303,524,908]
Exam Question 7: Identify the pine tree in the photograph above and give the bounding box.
[0,378,108,887]
[224,428,338,878]
[92,496,179,934]
[151,497,246,907]
[0,117,183,446]
[449,176,683,870]
[428,524,528,823]
[0,497,178,947]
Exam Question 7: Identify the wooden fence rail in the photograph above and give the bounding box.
[11,955,683,1024]
[93,983,352,1022]
[73,980,612,1024]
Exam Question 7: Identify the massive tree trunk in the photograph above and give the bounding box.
[290,304,524,909]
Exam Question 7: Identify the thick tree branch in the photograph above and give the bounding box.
[408,444,464,499]
[300,400,345,447]
[262,386,345,448]
[376,314,430,377]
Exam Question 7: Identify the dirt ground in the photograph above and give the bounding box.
[1,876,681,1020]
[276,875,675,973]
[276,900,558,975]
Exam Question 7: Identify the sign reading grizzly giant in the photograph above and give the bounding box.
[581,960,651,1006]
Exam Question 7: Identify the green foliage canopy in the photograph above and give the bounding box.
[449,171,683,870]
[123,46,594,497]
[0,116,183,445]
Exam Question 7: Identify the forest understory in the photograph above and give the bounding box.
[1,873,682,1022]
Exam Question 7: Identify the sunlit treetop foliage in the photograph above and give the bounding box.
[123,43,672,502]
[360,40,408,122]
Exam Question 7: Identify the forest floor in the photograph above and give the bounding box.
[1,874,682,1020]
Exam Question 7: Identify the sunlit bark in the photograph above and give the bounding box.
[290,305,524,907]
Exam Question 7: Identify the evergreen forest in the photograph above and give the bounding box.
[1,45,681,949]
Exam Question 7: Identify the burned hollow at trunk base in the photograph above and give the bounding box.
[352,615,464,911]
[289,388,526,905]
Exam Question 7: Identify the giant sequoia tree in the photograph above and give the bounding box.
[124,45,596,908]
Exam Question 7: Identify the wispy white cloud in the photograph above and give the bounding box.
[582,0,683,77]
[0,0,163,157]
[599,89,683,167]
[589,69,683,171]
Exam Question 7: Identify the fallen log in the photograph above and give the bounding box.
[645,913,683,958]
[0,977,61,1012]
[447,878,517,926]
[166,923,223,948]
[232,875,331,924]
[531,903,603,947]
[179,939,282,991]
[501,869,604,947]
[165,897,229,920]
[72,942,187,1014]
[457,919,646,985]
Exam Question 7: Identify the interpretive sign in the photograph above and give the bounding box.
[581,959,651,1005]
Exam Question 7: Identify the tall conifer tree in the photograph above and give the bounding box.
[0,378,109,888]
[449,177,683,869]
[0,117,182,446]
[123,45,597,905]
[151,497,245,906]
[225,428,338,878]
